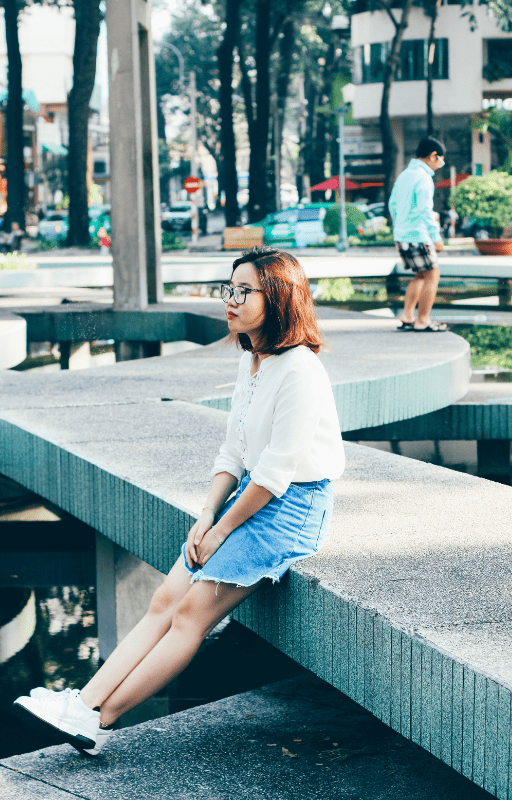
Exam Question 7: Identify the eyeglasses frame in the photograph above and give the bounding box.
[221,284,264,305]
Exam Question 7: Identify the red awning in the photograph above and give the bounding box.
[435,173,470,189]
[309,176,360,191]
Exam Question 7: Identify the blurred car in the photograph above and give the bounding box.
[161,202,207,235]
[251,202,370,247]
[250,203,334,248]
[362,205,388,233]
[38,211,69,242]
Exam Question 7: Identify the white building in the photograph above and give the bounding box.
[348,2,512,196]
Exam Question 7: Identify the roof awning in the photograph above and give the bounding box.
[435,173,470,189]
[0,88,39,113]
[42,143,68,156]
[310,176,360,191]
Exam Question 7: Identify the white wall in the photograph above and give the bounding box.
[351,4,512,120]
[0,5,74,103]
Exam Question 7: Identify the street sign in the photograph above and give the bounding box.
[184,176,201,194]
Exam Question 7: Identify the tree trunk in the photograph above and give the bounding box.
[296,73,311,203]
[4,0,25,231]
[217,0,240,227]
[67,0,101,246]
[426,0,440,136]
[248,0,271,222]
[380,0,415,216]
[275,17,295,212]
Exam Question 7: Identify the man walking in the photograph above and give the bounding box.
[389,137,447,332]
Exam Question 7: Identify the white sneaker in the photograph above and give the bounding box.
[81,725,114,757]
[12,688,100,750]
[30,686,65,701]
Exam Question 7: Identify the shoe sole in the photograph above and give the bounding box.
[12,701,96,751]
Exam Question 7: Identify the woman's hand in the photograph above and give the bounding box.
[185,509,215,568]
[195,527,226,566]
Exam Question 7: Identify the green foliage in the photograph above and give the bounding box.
[0,251,38,270]
[323,204,366,236]
[162,230,187,251]
[88,182,103,205]
[472,110,512,173]
[348,224,394,246]
[317,277,354,301]
[455,324,512,368]
[451,170,512,237]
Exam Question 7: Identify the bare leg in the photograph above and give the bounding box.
[80,557,193,710]
[401,274,425,323]
[415,268,445,328]
[98,578,262,726]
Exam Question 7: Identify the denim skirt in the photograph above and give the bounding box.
[181,471,334,587]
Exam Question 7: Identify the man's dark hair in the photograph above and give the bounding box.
[416,137,445,158]
[416,136,444,158]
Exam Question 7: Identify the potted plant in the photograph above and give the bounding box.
[451,170,512,255]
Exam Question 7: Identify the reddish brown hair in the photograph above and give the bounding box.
[228,247,324,355]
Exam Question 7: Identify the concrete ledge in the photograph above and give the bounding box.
[345,383,512,441]
[2,252,512,290]
[0,304,470,432]
[0,312,26,369]
[0,674,495,800]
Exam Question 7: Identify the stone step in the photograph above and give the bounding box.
[0,674,493,800]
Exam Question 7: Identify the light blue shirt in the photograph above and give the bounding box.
[388,158,441,244]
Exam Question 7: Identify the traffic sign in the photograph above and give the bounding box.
[183,176,201,194]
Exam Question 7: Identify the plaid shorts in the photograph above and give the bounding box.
[396,241,438,272]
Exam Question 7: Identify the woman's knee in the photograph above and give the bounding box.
[148,582,177,616]
[171,592,212,638]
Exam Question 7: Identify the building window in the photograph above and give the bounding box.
[483,39,512,82]
[354,38,449,84]
[93,160,107,174]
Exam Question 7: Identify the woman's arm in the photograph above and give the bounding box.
[194,479,273,567]
[185,471,238,567]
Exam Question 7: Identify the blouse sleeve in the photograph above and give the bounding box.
[250,364,324,497]
[211,402,245,482]
[210,354,248,482]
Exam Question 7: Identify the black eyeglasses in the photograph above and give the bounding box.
[221,284,264,304]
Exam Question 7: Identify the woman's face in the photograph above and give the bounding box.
[226,262,266,344]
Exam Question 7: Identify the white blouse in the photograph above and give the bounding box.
[212,345,345,497]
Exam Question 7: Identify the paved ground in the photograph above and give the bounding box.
[0,674,494,800]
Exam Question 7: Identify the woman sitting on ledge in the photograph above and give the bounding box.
[13,247,345,757]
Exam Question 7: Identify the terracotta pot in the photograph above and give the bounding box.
[474,238,512,256]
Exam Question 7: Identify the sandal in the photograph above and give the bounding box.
[397,321,415,331]
[413,322,449,332]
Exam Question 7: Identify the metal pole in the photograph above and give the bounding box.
[189,70,199,244]
[159,40,185,92]
[336,105,348,253]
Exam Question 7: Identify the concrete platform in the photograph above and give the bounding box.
[0,675,494,800]
[1,302,469,432]
[0,305,510,796]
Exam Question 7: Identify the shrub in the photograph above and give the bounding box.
[323,204,366,236]
[451,171,512,238]
[454,324,512,352]
[0,251,38,270]
[162,230,186,251]
[317,277,354,302]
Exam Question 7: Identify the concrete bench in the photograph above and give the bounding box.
[1,304,511,797]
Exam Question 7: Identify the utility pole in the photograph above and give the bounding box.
[336,104,349,253]
[189,70,199,244]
